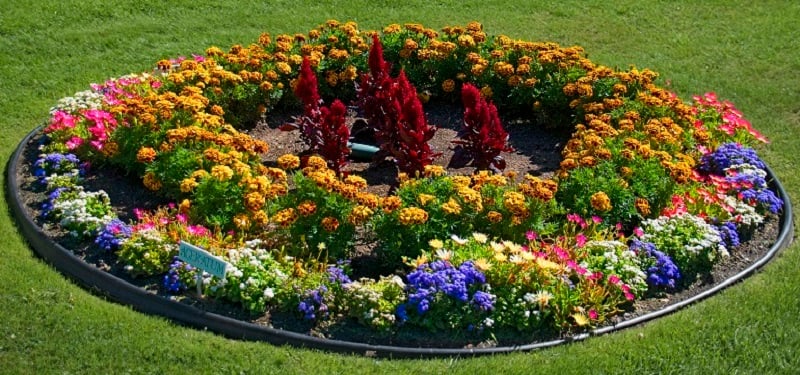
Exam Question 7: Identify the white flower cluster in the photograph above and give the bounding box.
[53,189,115,237]
[722,195,764,229]
[49,90,104,114]
[641,213,728,262]
[343,276,406,330]
[581,240,648,294]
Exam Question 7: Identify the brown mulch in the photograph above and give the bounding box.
[11,102,782,349]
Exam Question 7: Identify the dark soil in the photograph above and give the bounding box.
[12,103,783,349]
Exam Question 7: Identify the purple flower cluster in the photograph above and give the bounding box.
[403,260,493,316]
[715,221,740,248]
[33,153,82,185]
[326,263,352,285]
[631,240,681,289]
[700,142,783,214]
[94,219,132,252]
[699,142,766,174]
[163,257,193,294]
[40,187,69,218]
[298,285,329,320]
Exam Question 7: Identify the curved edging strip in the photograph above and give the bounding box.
[6,127,794,358]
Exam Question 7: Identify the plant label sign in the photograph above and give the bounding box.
[178,241,228,278]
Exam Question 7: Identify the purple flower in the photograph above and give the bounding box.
[402,259,494,318]
[631,239,681,289]
[326,263,352,285]
[94,219,132,252]
[298,286,329,321]
[715,221,740,248]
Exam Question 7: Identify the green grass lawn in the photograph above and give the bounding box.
[2,1,799,373]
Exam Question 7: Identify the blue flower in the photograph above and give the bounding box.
[631,239,681,289]
[94,219,132,252]
[715,221,740,248]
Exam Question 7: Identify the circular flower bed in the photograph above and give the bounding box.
[15,20,788,352]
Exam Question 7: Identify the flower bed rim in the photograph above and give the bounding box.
[7,126,794,358]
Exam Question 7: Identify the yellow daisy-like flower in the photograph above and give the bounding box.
[472,232,488,244]
[572,312,590,327]
[473,258,492,271]
[428,239,444,250]
[590,191,612,212]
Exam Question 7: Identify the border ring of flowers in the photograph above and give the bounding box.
[7,125,794,358]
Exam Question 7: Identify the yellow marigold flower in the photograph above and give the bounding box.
[337,184,359,200]
[417,193,436,206]
[344,175,368,189]
[403,38,418,51]
[398,207,429,226]
[560,158,578,170]
[297,200,317,216]
[487,211,503,223]
[341,65,358,81]
[266,167,287,183]
[580,156,597,167]
[274,208,297,227]
[457,34,476,47]
[277,154,300,170]
[136,147,157,163]
[180,178,198,193]
[620,166,633,177]
[381,196,402,213]
[321,216,340,232]
[590,191,612,212]
[383,23,401,33]
[441,79,456,93]
[635,197,651,216]
[178,199,191,214]
[356,192,379,209]
[503,191,527,213]
[480,85,493,99]
[306,155,328,170]
[325,71,338,87]
[143,172,162,191]
[211,165,234,182]
[275,62,292,75]
[242,192,265,212]
[348,205,374,225]
[450,176,471,187]
[252,210,269,226]
[233,214,250,230]
[471,63,487,76]
[441,198,462,215]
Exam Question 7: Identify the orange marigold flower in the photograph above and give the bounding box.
[441,198,462,215]
[381,196,402,213]
[178,199,191,214]
[180,178,198,193]
[457,34,476,47]
[590,191,612,212]
[321,217,340,232]
[348,205,374,225]
[635,197,651,216]
[233,214,250,230]
[143,172,162,191]
[252,210,269,226]
[277,154,300,170]
[273,208,298,227]
[417,194,436,206]
[297,200,317,216]
[398,207,429,226]
[486,211,503,223]
[211,165,234,181]
[441,79,456,93]
[136,147,157,163]
[244,192,266,212]
[356,192,379,209]
[306,155,328,170]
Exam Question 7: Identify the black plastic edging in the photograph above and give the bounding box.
[6,127,794,358]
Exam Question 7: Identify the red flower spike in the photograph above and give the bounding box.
[451,83,515,172]
[284,57,350,173]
